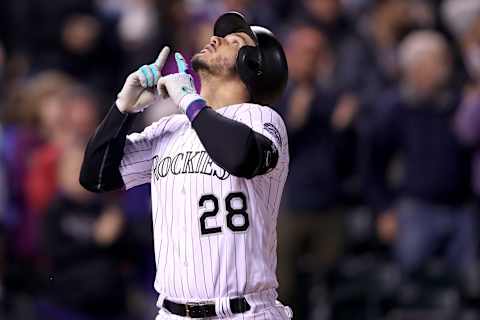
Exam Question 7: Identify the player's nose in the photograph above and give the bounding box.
[210,36,222,48]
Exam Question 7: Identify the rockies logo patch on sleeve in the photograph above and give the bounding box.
[263,123,282,147]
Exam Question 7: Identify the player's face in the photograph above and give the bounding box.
[191,32,256,77]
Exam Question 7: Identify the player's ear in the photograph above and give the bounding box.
[236,46,261,103]
[237,46,262,78]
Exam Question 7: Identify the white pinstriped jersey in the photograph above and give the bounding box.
[119,103,289,302]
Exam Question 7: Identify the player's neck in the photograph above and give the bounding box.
[200,76,249,109]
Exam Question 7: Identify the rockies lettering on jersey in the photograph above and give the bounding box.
[152,151,231,180]
[119,103,289,303]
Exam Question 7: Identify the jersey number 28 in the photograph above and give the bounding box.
[198,192,249,235]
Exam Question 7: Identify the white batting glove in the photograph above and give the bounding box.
[157,52,206,114]
[116,46,170,113]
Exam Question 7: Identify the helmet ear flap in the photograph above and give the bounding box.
[237,45,262,83]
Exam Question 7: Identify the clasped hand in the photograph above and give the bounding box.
[116,47,203,114]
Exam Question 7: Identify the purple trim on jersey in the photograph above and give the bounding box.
[186,99,207,122]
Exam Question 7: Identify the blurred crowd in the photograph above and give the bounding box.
[1,0,480,319]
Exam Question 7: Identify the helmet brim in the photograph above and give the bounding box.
[213,12,258,45]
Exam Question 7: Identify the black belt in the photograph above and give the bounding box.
[162,297,251,318]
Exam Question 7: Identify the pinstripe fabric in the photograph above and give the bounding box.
[119,104,289,318]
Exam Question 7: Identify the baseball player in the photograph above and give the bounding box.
[80,12,291,319]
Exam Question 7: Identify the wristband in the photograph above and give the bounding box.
[186,99,207,122]
[178,93,207,121]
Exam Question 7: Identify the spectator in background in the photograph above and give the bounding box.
[442,0,480,48]
[447,1,480,196]
[452,9,480,298]
[3,0,480,317]
[0,73,105,319]
[115,0,164,72]
[455,13,480,184]
[24,0,123,98]
[17,72,75,260]
[363,30,475,290]
[293,0,369,112]
[40,145,133,320]
[357,0,415,109]
[276,24,357,319]
[0,81,40,320]
[25,83,100,218]
[462,18,480,94]
[0,72,75,312]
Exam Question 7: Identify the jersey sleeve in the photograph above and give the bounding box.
[234,105,289,170]
[119,117,171,189]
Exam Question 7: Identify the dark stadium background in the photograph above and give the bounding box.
[1,0,480,319]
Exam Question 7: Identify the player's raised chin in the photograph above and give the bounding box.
[192,32,255,76]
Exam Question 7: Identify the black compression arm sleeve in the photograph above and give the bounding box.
[191,107,278,178]
[79,105,138,193]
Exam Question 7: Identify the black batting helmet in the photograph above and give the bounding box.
[213,12,288,106]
